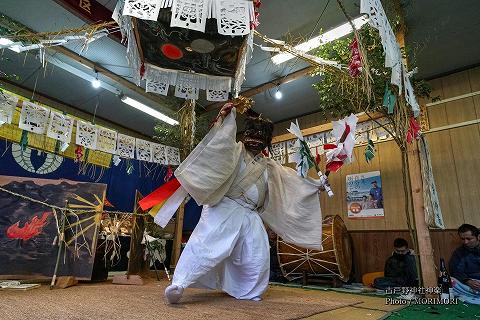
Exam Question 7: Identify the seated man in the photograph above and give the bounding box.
[449,224,480,304]
[373,238,418,290]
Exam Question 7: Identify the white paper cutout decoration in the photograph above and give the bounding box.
[117,133,136,158]
[152,143,167,164]
[76,120,98,149]
[355,121,370,145]
[403,64,420,116]
[46,111,74,143]
[216,0,252,36]
[146,79,169,96]
[286,139,297,164]
[170,0,209,32]
[166,146,181,165]
[361,0,403,91]
[375,118,393,141]
[306,132,325,159]
[96,127,118,154]
[136,138,153,162]
[270,141,286,164]
[0,92,17,125]
[18,101,50,134]
[206,89,229,102]
[144,64,177,96]
[123,0,163,21]
[174,85,199,99]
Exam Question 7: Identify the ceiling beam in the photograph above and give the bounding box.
[52,0,118,28]
[54,46,180,111]
[53,0,121,42]
[0,78,149,139]
[205,66,316,112]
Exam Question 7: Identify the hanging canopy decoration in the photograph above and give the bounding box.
[113,0,260,102]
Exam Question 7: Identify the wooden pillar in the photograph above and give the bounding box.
[127,191,146,275]
[407,141,437,290]
[171,202,185,268]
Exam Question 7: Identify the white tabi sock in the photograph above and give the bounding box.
[165,284,184,304]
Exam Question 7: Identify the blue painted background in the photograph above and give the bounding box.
[0,142,201,231]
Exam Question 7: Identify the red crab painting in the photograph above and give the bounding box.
[6,212,52,241]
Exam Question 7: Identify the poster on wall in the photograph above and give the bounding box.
[346,171,384,219]
[0,176,106,280]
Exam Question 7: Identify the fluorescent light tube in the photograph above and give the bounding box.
[121,96,178,125]
[272,16,369,65]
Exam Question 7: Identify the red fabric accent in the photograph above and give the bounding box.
[343,124,351,138]
[315,146,321,165]
[6,212,51,241]
[262,149,269,157]
[104,198,114,208]
[323,144,337,150]
[74,145,83,163]
[406,117,421,143]
[251,0,261,29]
[161,44,183,60]
[139,178,181,211]
[326,161,344,172]
[348,37,362,77]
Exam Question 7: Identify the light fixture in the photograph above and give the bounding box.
[91,72,101,89]
[120,95,179,125]
[271,15,369,65]
[275,87,282,100]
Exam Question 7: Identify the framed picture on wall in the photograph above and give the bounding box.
[346,171,384,219]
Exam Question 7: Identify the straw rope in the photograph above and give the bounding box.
[0,185,147,216]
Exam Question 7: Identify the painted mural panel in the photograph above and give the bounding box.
[0,176,106,279]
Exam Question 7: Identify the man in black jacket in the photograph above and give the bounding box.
[449,224,480,304]
[373,238,418,290]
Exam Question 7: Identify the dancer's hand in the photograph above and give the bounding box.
[311,177,327,192]
[218,102,234,121]
[318,176,329,192]
[210,103,234,129]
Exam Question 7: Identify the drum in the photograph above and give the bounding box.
[277,215,352,282]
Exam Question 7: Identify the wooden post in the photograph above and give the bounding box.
[171,202,185,268]
[127,191,146,276]
[113,191,145,285]
[407,142,437,290]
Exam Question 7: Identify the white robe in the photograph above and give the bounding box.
[171,109,324,299]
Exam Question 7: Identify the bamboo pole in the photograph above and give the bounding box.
[205,66,316,112]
